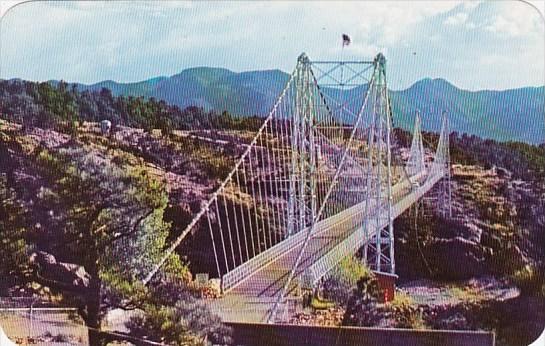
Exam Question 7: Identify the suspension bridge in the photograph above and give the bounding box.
[143,53,452,324]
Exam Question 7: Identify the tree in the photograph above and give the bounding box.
[0,175,28,284]
[32,146,187,345]
[0,135,29,289]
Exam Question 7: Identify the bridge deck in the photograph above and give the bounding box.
[209,171,444,322]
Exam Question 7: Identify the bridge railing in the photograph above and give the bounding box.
[302,169,443,286]
[222,188,375,291]
[222,221,307,292]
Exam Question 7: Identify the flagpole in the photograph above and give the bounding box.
[340,35,347,124]
[340,40,345,87]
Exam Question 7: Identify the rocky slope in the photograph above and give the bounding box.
[395,163,544,282]
[0,119,249,281]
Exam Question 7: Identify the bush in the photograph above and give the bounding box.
[387,292,424,329]
[511,264,545,296]
[322,276,352,306]
[310,296,335,310]
[322,256,372,306]
[341,271,383,327]
[127,301,232,346]
[0,174,28,280]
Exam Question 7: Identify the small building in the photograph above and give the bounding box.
[373,271,398,302]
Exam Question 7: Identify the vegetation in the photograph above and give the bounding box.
[309,297,335,310]
[0,175,28,282]
[126,277,232,345]
[30,145,186,344]
[0,79,264,135]
[386,292,424,329]
[0,127,232,345]
[511,265,545,297]
[322,256,370,305]
[0,132,31,288]
[168,134,236,180]
[449,131,545,180]
[341,270,382,327]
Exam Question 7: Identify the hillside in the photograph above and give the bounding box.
[0,79,264,133]
[1,79,544,345]
[46,68,545,144]
[0,119,240,344]
[70,67,289,117]
[1,124,544,345]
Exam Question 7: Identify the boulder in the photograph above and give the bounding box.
[463,222,483,243]
[429,237,487,280]
[30,251,91,288]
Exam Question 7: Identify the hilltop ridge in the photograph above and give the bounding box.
[3,68,544,143]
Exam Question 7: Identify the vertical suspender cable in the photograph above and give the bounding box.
[143,68,297,285]
[235,169,250,261]
[228,178,244,265]
[207,208,222,278]
[215,197,230,273]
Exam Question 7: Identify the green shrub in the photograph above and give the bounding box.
[310,297,335,310]
[342,270,383,327]
[387,292,425,329]
[323,256,371,305]
[512,265,545,296]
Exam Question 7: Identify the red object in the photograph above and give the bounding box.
[373,271,398,302]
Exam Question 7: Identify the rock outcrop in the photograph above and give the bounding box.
[29,251,90,289]
[396,164,542,281]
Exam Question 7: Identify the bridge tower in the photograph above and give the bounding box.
[430,112,453,218]
[406,111,426,177]
[363,53,396,274]
[287,53,318,236]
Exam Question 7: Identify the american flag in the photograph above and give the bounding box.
[342,34,351,47]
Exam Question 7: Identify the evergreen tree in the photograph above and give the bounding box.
[32,147,187,345]
[0,175,28,282]
[342,271,383,327]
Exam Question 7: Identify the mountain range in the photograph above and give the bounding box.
[63,67,544,144]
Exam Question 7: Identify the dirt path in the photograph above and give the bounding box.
[399,276,520,308]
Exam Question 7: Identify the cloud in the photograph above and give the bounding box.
[444,12,469,26]
[0,1,542,90]
[317,1,462,45]
[461,1,482,11]
[484,2,544,37]
[442,2,484,29]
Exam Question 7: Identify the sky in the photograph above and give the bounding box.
[0,1,544,91]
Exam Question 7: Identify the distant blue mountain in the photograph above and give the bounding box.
[72,67,290,117]
[66,69,544,144]
[390,78,545,144]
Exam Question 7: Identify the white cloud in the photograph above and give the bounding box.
[319,1,462,45]
[150,1,464,64]
[442,2,484,29]
[1,1,542,90]
[444,12,469,26]
[461,1,482,11]
[484,2,544,37]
